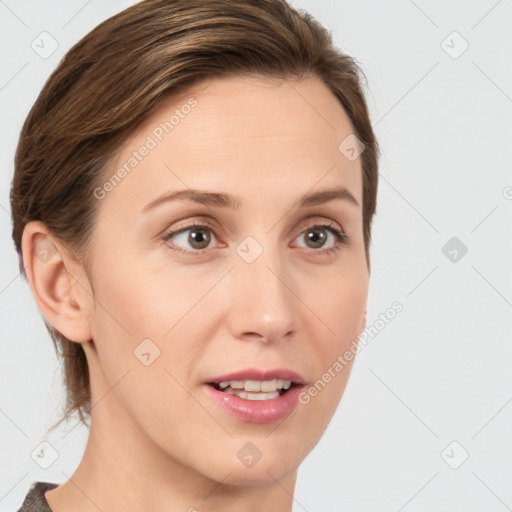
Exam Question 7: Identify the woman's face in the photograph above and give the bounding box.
[82,74,368,484]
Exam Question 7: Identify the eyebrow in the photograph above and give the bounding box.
[142,185,359,213]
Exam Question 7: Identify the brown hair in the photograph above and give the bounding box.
[10,0,379,432]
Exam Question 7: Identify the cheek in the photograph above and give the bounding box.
[85,259,209,450]
[300,257,368,423]
[90,253,207,341]
[312,257,368,351]
[87,253,223,401]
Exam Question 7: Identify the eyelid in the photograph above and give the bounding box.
[162,219,221,245]
[293,215,344,236]
[164,218,218,237]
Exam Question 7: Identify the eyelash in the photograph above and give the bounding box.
[162,219,349,257]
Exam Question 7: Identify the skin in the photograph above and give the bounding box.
[22,74,369,512]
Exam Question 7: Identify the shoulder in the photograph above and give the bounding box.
[15,481,58,512]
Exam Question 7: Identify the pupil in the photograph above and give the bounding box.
[190,229,210,249]
[307,228,326,248]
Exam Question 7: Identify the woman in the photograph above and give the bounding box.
[11,0,379,510]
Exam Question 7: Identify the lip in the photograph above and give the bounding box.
[204,367,306,385]
[203,367,306,424]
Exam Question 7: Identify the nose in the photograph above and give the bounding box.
[227,238,296,345]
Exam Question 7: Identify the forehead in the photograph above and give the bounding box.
[101,74,363,212]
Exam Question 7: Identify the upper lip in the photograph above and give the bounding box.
[205,368,306,385]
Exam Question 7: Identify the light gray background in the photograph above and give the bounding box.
[1,1,511,511]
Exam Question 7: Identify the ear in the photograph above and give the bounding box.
[21,221,93,344]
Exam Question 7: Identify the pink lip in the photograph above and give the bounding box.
[203,367,305,424]
[204,367,305,385]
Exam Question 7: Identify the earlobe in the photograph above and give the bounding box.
[21,221,93,344]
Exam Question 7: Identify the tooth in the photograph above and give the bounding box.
[261,379,277,392]
[219,379,292,396]
[244,380,261,392]
[246,391,280,401]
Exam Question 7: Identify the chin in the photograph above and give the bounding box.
[218,459,300,487]
[193,434,309,487]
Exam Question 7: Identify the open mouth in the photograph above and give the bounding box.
[204,371,306,423]
[208,379,298,401]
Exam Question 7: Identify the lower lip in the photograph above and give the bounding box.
[203,384,303,424]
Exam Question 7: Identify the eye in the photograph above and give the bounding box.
[293,222,348,254]
[163,220,221,255]
[162,219,348,256]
